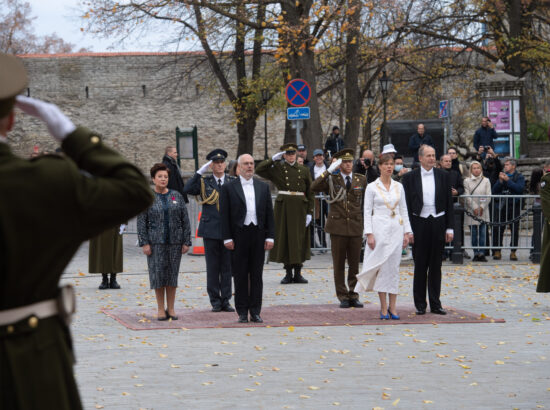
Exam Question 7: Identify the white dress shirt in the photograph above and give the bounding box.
[419,166,453,234]
[214,174,225,186]
[240,176,258,226]
[341,171,353,183]
[313,163,326,179]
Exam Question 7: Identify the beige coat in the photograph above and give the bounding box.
[463,175,492,225]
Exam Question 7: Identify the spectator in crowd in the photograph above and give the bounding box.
[473,117,497,153]
[476,146,502,186]
[392,154,409,182]
[492,158,525,261]
[353,148,380,183]
[381,143,397,157]
[228,159,239,177]
[309,149,329,249]
[447,147,469,178]
[138,163,192,320]
[325,126,344,158]
[256,143,314,284]
[311,149,367,308]
[536,162,550,292]
[162,146,189,203]
[297,144,311,167]
[296,156,304,165]
[464,161,492,262]
[440,154,465,259]
[408,123,434,167]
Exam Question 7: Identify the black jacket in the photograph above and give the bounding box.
[162,155,189,203]
[220,177,275,242]
[352,159,379,183]
[183,173,236,240]
[324,133,344,156]
[476,154,503,186]
[401,167,454,230]
[473,126,497,151]
[443,168,464,202]
[408,133,435,163]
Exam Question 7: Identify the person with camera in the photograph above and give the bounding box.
[473,117,497,154]
[475,146,502,185]
[353,148,380,183]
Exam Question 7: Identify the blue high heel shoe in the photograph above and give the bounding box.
[380,311,390,320]
[388,310,400,320]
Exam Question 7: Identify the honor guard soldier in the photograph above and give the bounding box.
[311,149,367,308]
[256,143,314,284]
[0,52,153,410]
[184,149,236,311]
[536,165,550,293]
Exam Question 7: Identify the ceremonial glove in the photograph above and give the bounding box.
[272,151,285,161]
[15,96,76,141]
[119,224,127,235]
[327,158,342,173]
[197,160,213,175]
[305,214,312,227]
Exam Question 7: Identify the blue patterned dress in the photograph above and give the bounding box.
[137,190,191,288]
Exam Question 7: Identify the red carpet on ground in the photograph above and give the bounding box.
[101,304,505,331]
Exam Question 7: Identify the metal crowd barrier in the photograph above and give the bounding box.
[126,193,544,264]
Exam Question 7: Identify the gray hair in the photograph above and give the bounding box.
[418,144,434,158]
[504,157,517,168]
[237,153,253,164]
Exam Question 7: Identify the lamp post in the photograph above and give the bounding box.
[261,88,271,160]
[378,70,391,146]
[365,89,375,149]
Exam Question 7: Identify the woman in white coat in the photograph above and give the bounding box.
[355,154,412,320]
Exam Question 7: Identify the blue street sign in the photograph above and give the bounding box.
[285,79,311,107]
[287,107,310,120]
[439,100,449,118]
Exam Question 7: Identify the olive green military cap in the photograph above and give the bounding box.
[280,143,298,153]
[0,53,28,118]
[333,148,355,161]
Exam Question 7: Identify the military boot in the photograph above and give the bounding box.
[281,267,293,284]
[98,274,109,290]
[109,273,121,289]
[293,266,308,284]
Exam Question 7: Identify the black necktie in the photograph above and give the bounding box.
[218,179,222,189]
[345,175,351,191]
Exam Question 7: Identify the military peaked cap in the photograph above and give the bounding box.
[280,143,298,153]
[333,148,355,161]
[206,149,228,161]
[0,53,28,118]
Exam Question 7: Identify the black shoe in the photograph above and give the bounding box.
[280,271,293,284]
[158,313,169,321]
[293,274,308,284]
[431,308,447,315]
[479,255,488,262]
[166,309,178,320]
[415,309,426,315]
[98,274,109,290]
[250,314,263,323]
[463,251,471,259]
[238,314,248,323]
[109,274,121,289]
[349,299,363,308]
[472,255,479,262]
[221,305,235,312]
[211,306,222,312]
[339,300,350,308]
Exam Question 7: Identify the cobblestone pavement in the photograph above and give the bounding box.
[62,234,550,409]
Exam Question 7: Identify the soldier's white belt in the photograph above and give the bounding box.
[278,191,304,196]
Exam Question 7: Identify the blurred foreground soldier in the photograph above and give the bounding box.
[311,149,367,307]
[162,146,189,203]
[184,149,236,312]
[536,166,550,292]
[89,225,126,289]
[0,53,153,409]
[256,143,314,284]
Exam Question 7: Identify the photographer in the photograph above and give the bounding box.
[353,148,379,183]
[476,146,502,186]
[473,117,497,154]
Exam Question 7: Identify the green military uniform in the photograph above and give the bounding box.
[256,143,314,282]
[311,149,367,306]
[89,226,124,289]
[536,172,550,292]
[0,52,153,410]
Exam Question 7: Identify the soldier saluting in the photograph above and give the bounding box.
[256,143,314,284]
[0,52,153,409]
[311,149,367,308]
[184,149,236,312]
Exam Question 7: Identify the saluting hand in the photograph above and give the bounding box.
[16,96,76,141]
[198,160,213,175]
[272,151,285,161]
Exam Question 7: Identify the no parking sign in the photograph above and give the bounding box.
[285,79,311,107]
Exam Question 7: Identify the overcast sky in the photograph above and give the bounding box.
[27,0,184,52]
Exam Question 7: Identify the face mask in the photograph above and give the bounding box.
[394,164,403,172]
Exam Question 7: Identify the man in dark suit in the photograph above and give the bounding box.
[162,146,189,203]
[184,149,236,312]
[221,154,275,323]
[402,145,454,315]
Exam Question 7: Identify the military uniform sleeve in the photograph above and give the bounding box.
[303,167,314,214]
[183,172,203,196]
[311,170,331,193]
[255,158,276,180]
[61,126,154,238]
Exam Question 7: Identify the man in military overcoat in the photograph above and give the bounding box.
[0,52,153,410]
[256,143,314,284]
[184,149,236,311]
[536,164,550,293]
[311,149,367,308]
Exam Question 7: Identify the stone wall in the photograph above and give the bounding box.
[11,52,287,173]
